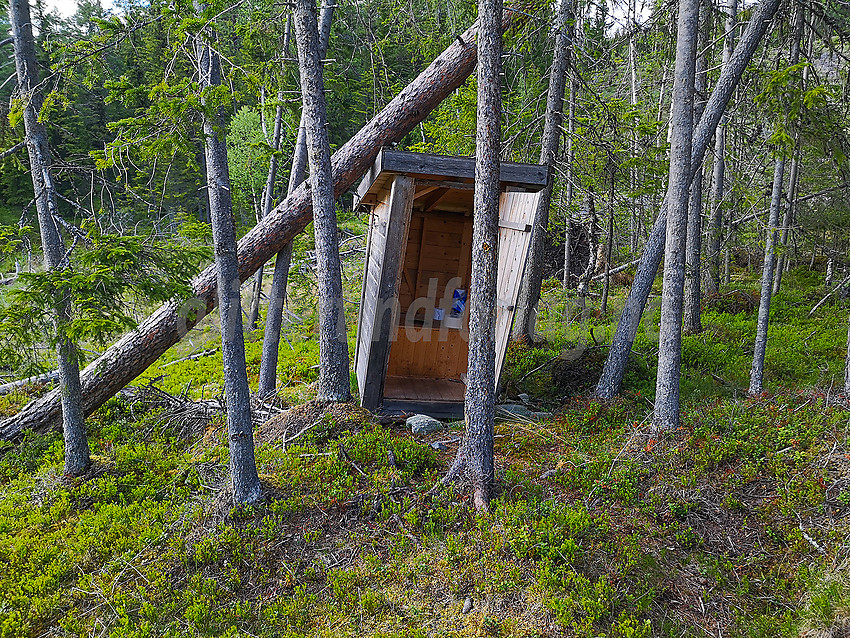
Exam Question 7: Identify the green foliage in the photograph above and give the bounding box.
[0,223,209,371]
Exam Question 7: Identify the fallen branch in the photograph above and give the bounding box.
[338,443,368,477]
[808,275,850,318]
[591,259,640,280]
[0,371,59,395]
[159,348,218,368]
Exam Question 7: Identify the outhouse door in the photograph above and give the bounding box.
[355,175,416,410]
[494,190,542,382]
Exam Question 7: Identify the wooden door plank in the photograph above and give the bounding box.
[493,191,541,385]
[360,175,416,410]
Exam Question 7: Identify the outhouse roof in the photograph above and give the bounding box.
[356,149,548,206]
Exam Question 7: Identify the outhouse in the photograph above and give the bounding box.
[354,149,547,417]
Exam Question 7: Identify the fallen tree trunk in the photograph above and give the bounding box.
[0,7,526,441]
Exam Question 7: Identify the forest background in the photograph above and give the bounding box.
[0,0,850,635]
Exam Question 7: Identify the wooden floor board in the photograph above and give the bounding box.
[383,376,465,403]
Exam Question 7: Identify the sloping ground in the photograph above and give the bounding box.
[1,387,849,637]
[1,270,848,637]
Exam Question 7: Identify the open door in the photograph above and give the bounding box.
[355,175,415,409]
[494,190,541,385]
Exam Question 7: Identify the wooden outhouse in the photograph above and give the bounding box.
[354,149,547,417]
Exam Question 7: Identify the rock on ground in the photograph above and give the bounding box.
[407,414,442,435]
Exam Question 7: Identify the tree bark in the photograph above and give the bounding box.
[247,92,284,331]
[441,0,502,513]
[772,7,806,295]
[513,0,572,340]
[706,0,737,296]
[593,0,779,401]
[575,191,597,299]
[600,168,615,316]
[683,0,710,335]
[10,0,90,476]
[653,0,699,431]
[748,155,785,396]
[196,9,261,505]
[293,0,350,402]
[562,50,578,289]
[258,3,334,399]
[845,312,850,398]
[0,6,526,441]
[628,0,640,255]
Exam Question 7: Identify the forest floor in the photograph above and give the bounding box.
[1,267,849,637]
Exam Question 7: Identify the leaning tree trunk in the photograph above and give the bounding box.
[593,0,780,401]
[196,9,261,505]
[293,0,350,402]
[440,0,502,513]
[258,3,334,399]
[706,0,737,296]
[10,0,90,476]
[653,0,699,431]
[682,0,710,335]
[512,0,572,341]
[0,5,527,441]
[749,154,785,396]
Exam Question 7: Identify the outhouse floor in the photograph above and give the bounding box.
[383,376,466,403]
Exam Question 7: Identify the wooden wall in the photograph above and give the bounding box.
[388,208,473,381]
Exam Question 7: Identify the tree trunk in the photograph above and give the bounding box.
[706,0,737,295]
[10,0,90,476]
[441,0,502,513]
[601,168,615,316]
[653,0,699,431]
[0,6,527,442]
[196,9,261,505]
[562,54,578,289]
[293,0,350,402]
[682,0,709,335]
[247,92,285,330]
[593,0,779,401]
[772,8,807,296]
[258,3,334,399]
[576,191,597,299]
[845,312,850,398]
[628,0,640,255]
[512,0,572,341]
[749,155,785,396]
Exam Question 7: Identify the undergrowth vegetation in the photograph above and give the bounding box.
[1,270,849,637]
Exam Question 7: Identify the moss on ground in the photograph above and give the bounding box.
[1,268,849,637]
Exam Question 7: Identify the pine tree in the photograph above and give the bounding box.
[438,0,502,512]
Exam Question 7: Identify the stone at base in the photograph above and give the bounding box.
[407,413,442,434]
